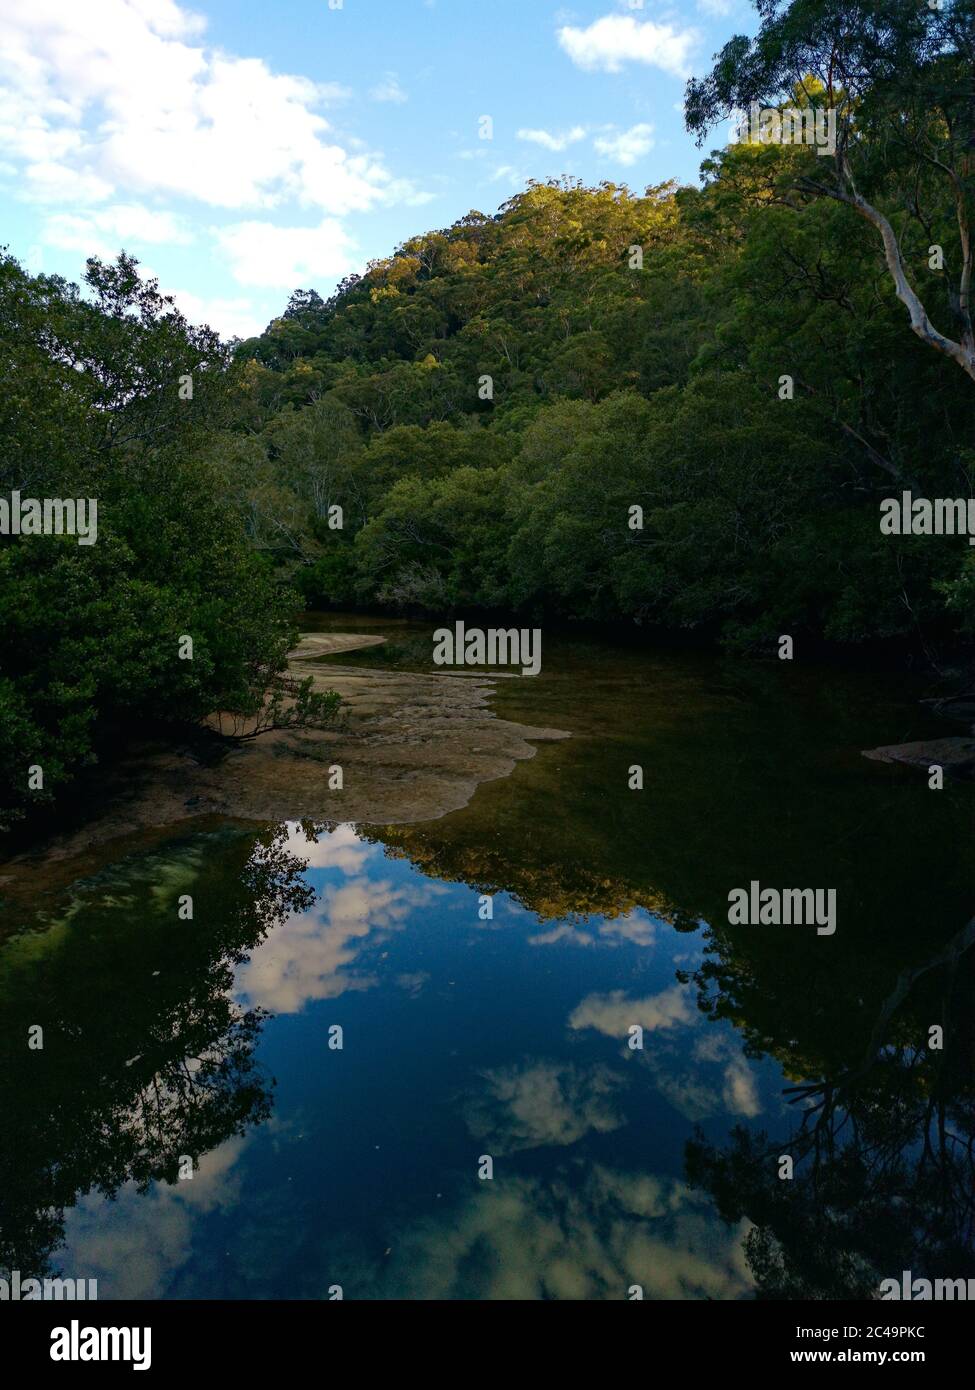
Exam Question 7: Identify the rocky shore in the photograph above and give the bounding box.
[0,633,569,899]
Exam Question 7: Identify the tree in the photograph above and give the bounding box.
[686,0,975,382]
[0,253,337,832]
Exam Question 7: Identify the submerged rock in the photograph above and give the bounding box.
[0,633,570,894]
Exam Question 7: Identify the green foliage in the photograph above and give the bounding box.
[0,253,328,831]
[685,1,975,386]
[225,171,971,652]
[7,89,974,834]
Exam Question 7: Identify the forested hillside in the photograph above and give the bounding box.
[224,159,973,650]
[4,1,975,834]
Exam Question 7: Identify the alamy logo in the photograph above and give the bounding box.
[728,881,836,936]
[880,492,975,544]
[730,101,837,156]
[0,492,98,545]
[1,1270,97,1300]
[50,1320,151,1371]
[433,621,542,676]
[881,1271,975,1300]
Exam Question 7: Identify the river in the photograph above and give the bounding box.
[1,616,971,1299]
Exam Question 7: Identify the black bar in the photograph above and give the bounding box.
[2,1298,969,1374]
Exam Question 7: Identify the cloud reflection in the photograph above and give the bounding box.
[569,984,764,1120]
[235,825,437,1013]
[568,984,693,1035]
[351,1163,754,1300]
[465,1060,625,1155]
[60,1136,249,1300]
[528,910,660,949]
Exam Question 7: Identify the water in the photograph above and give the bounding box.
[1,619,972,1299]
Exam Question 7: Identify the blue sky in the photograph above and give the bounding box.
[0,0,754,339]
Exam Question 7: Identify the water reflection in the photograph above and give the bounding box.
[55,1136,252,1300]
[1,623,972,1299]
[685,915,975,1299]
[235,824,441,1013]
[464,1061,626,1154]
[335,1162,755,1301]
[3,818,769,1299]
[0,824,311,1277]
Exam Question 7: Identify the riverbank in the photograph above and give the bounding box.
[0,632,569,901]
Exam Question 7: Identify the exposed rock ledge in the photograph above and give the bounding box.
[0,633,570,889]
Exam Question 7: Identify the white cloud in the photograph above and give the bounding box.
[0,0,422,214]
[593,122,656,166]
[693,1034,763,1117]
[162,286,264,342]
[721,1056,762,1117]
[212,218,357,289]
[20,161,115,205]
[599,911,658,946]
[281,821,371,874]
[640,1030,765,1123]
[61,1135,248,1299]
[558,15,699,78]
[568,985,694,1037]
[318,81,354,105]
[372,1164,754,1301]
[529,909,660,949]
[235,867,433,1012]
[465,1061,625,1155]
[370,72,408,104]
[517,125,587,152]
[42,203,191,258]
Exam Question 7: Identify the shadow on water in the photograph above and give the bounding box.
[1,618,972,1298]
[0,825,315,1277]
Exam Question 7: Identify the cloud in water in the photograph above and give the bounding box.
[235,825,436,1013]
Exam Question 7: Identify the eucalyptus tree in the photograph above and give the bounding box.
[685,0,975,383]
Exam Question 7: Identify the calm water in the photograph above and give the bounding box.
[1,618,972,1299]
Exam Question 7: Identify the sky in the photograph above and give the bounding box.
[0,0,755,340]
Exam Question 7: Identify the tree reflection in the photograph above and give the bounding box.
[361,821,674,924]
[685,917,975,1298]
[0,823,316,1278]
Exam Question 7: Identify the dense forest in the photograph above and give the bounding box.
[2,0,974,833]
[230,163,973,643]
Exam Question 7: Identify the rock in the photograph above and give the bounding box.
[862,737,975,779]
[0,633,571,896]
